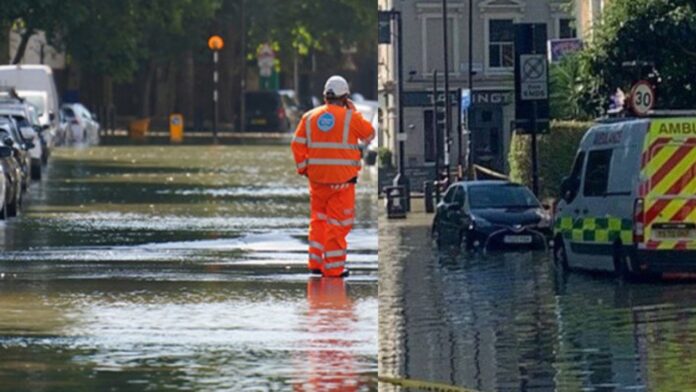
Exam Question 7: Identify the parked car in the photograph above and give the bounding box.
[0,118,26,216]
[244,90,299,132]
[0,102,44,180]
[554,115,696,279]
[61,103,100,145]
[432,181,552,251]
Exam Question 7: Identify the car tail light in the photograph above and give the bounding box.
[277,107,285,119]
[633,198,645,243]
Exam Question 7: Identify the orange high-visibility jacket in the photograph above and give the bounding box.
[291,104,374,184]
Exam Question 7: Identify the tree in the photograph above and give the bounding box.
[579,0,696,115]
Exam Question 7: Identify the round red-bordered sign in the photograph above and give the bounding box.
[629,80,655,116]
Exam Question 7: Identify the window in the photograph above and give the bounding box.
[583,149,613,197]
[453,186,465,206]
[443,186,457,203]
[488,19,514,69]
[559,18,577,39]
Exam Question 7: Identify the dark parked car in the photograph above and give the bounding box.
[432,181,552,251]
[244,90,300,132]
[0,116,32,192]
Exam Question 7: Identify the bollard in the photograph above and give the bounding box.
[169,113,184,143]
[384,186,407,219]
[423,181,434,213]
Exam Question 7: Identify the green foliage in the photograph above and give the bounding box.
[378,147,393,168]
[508,121,592,199]
[245,0,376,69]
[578,0,696,115]
[549,54,594,121]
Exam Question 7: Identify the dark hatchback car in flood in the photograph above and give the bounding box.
[244,90,300,132]
[432,181,553,251]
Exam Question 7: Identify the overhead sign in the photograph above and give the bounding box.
[519,54,548,100]
[547,38,583,63]
[257,44,275,77]
[629,80,655,116]
[402,90,512,107]
[514,23,550,134]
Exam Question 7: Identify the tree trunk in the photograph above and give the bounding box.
[178,50,195,120]
[141,60,156,118]
[0,23,11,64]
[12,28,34,65]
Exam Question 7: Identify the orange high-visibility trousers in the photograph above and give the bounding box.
[308,181,355,277]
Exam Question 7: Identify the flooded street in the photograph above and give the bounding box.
[0,142,378,391]
[379,210,696,392]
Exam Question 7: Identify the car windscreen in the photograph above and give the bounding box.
[22,95,45,115]
[246,93,279,112]
[469,184,540,209]
[62,107,76,118]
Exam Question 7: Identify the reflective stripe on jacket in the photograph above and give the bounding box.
[291,104,374,184]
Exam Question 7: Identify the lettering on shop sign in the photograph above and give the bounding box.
[593,131,622,145]
[658,122,696,135]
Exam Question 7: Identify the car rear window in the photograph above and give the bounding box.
[246,93,279,112]
[469,184,539,209]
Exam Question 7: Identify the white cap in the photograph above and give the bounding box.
[323,75,350,98]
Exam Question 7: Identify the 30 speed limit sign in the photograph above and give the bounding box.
[629,81,655,116]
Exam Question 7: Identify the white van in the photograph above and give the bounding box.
[0,65,59,134]
[553,116,696,278]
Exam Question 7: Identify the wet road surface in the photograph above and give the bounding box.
[379,207,696,392]
[0,143,378,391]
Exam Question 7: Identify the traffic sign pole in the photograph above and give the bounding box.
[213,50,219,144]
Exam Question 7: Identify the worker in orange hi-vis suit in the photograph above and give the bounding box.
[291,75,375,278]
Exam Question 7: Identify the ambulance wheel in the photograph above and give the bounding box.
[553,236,570,272]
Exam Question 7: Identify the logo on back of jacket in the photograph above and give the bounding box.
[317,113,335,132]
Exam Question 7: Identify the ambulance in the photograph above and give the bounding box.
[553,115,696,278]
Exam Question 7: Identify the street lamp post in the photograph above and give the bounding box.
[467,0,474,179]
[442,0,451,184]
[391,9,410,212]
[208,35,224,144]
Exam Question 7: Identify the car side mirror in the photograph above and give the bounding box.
[542,203,551,210]
[0,146,12,158]
[49,112,56,121]
[42,124,50,130]
[560,176,579,203]
[20,127,37,140]
[24,141,35,150]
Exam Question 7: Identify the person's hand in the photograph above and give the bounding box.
[345,98,357,111]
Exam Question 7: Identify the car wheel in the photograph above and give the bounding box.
[7,192,17,218]
[31,159,42,180]
[553,236,570,272]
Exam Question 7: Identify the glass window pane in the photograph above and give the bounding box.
[490,19,514,42]
[489,44,500,67]
[502,44,514,67]
[583,150,613,196]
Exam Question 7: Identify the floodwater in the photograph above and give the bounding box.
[379,210,696,392]
[0,143,378,391]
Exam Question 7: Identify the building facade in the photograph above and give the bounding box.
[378,0,576,184]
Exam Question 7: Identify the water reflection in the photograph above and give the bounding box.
[379,214,696,391]
[0,145,378,390]
[293,277,375,391]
